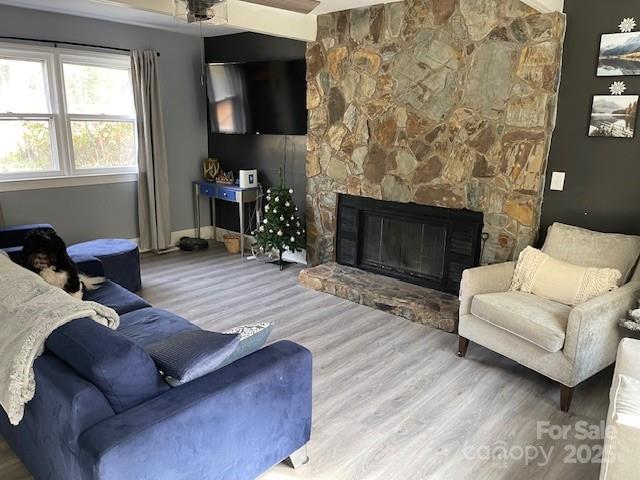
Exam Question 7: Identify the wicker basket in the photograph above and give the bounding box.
[223,234,241,254]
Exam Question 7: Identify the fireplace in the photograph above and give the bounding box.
[336,195,484,295]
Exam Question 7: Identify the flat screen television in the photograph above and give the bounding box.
[206,59,307,135]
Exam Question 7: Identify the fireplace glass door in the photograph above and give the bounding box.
[336,194,483,294]
[360,214,447,282]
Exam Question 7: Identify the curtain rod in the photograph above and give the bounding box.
[0,36,160,56]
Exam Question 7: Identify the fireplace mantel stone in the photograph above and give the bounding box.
[305,0,566,267]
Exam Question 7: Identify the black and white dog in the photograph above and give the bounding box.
[22,230,104,299]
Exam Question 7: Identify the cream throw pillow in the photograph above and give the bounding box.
[510,246,621,306]
[613,374,640,429]
[601,374,640,480]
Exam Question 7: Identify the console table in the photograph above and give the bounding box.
[193,181,259,257]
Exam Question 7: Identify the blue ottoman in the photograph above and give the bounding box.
[68,239,141,292]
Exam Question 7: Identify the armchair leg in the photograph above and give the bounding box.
[458,336,470,357]
[560,384,574,413]
[286,444,309,469]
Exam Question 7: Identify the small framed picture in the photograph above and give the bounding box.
[598,32,640,76]
[589,95,639,138]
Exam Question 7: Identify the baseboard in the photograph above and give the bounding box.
[180,227,308,265]
[136,227,307,265]
[169,226,216,245]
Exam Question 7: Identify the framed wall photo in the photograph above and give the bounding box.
[598,32,640,76]
[589,95,639,138]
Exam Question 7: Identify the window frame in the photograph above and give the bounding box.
[0,43,138,189]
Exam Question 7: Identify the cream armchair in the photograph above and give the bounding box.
[457,223,640,412]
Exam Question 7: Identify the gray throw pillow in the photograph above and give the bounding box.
[218,323,273,370]
[146,330,240,385]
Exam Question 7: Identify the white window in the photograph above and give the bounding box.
[0,44,137,190]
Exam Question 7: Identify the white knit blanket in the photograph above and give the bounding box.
[0,251,119,425]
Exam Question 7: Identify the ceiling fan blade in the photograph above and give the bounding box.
[241,0,320,14]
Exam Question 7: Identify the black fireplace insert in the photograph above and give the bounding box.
[336,195,484,295]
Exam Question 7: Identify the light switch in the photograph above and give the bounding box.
[550,172,565,191]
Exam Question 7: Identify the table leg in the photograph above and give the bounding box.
[238,191,245,257]
[211,197,216,242]
[194,183,201,239]
[209,198,213,231]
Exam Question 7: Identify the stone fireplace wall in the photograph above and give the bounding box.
[305,0,566,266]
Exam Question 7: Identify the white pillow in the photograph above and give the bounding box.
[613,374,640,429]
[601,375,640,480]
[510,246,621,306]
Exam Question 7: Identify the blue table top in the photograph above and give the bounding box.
[194,181,258,192]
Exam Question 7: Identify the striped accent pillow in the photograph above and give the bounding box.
[146,330,240,385]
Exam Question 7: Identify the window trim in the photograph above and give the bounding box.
[0,114,63,180]
[66,116,138,177]
[0,172,138,192]
[0,43,138,187]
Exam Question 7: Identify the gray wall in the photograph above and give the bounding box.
[0,183,138,243]
[0,5,208,244]
[540,0,640,240]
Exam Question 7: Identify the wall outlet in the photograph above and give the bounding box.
[550,172,566,191]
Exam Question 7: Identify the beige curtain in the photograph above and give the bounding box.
[130,50,171,252]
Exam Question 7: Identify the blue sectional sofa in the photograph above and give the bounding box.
[0,223,54,262]
[0,225,313,480]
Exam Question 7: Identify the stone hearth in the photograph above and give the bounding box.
[299,263,459,332]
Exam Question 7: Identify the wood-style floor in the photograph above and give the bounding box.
[0,245,612,480]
